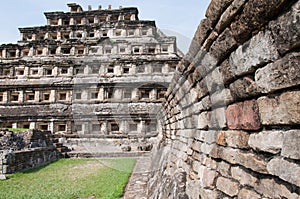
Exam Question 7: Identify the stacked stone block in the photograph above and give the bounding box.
[0,130,59,174]
[149,0,300,198]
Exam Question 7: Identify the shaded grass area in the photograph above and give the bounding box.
[0,158,136,199]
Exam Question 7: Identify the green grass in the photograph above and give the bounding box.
[7,128,29,132]
[0,158,136,199]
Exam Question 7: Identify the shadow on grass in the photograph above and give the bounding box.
[20,159,61,174]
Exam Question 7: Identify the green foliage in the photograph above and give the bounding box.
[7,128,29,132]
[0,158,136,199]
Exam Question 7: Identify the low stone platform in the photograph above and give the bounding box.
[68,151,151,158]
[121,156,152,199]
[0,129,60,174]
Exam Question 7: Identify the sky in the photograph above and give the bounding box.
[0,0,210,52]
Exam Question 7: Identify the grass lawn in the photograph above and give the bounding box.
[0,158,136,199]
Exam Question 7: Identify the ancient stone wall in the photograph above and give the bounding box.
[149,0,300,198]
[0,148,59,174]
[0,130,60,174]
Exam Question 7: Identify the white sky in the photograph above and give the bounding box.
[0,1,210,52]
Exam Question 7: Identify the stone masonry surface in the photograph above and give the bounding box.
[0,129,59,174]
[148,0,300,198]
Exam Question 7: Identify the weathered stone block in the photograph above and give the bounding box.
[191,67,203,84]
[200,143,216,155]
[215,0,248,33]
[186,148,193,156]
[217,130,249,149]
[216,176,239,197]
[192,18,213,47]
[180,106,193,119]
[257,91,300,125]
[200,143,219,160]
[188,171,199,182]
[197,112,210,130]
[230,0,291,43]
[229,31,279,77]
[267,157,300,187]
[190,49,206,68]
[219,59,235,85]
[211,89,233,107]
[231,166,259,187]
[203,157,217,169]
[195,80,209,101]
[182,116,196,129]
[209,107,227,130]
[218,147,268,174]
[195,51,218,78]
[282,130,300,160]
[269,1,300,54]
[185,42,199,66]
[198,187,219,199]
[202,31,219,51]
[238,188,261,199]
[226,100,261,130]
[248,131,283,154]
[201,95,211,110]
[178,129,196,139]
[255,178,299,199]
[230,76,260,100]
[177,120,186,130]
[176,62,188,74]
[191,140,201,153]
[206,0,234,24]
[175,92,185,107]
[2,165,8,174]
[176,151,189,163]
[210,28,238,62]
[192,151,204,162]
[197,130,217,144]
[186,180,201,199]
[255,52,300,93]
[178,75,188,87]
[192,160,202,174]
[189,88,199,103]
[217,161,231,177]
[176,87,187,102]
[186,63,196,78]
[174,141,188,153]
[200,168,218,188]
[205,67,226,93]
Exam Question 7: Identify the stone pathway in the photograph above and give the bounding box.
[121,156,152,199]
